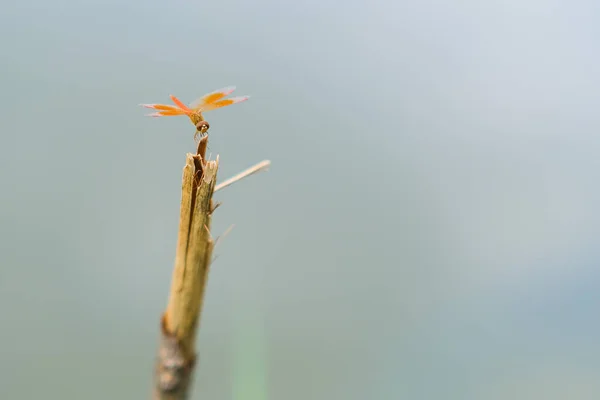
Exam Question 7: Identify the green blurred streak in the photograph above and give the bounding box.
[233,313,267,400]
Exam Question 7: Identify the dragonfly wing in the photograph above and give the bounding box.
[195,96,250,112]
[190,86,237,110]
[141,104,188,117]
[169,95,193,113]
[145,109,189,117]
[140,103,181,111]
[141,95,191,117]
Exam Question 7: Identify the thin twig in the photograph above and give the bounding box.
[213,224,235,250]
[214,160,271,193]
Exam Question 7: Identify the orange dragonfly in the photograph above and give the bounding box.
[141,86,249,137]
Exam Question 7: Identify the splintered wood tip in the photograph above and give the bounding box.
[196,135,208,158]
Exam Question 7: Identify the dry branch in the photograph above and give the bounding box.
[152,132,270,400]
[153,135,217,399]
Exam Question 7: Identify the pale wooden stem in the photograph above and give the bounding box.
[153,135,218,400]
[152,129,270,400]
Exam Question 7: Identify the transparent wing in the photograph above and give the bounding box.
[140,95,192,117]
[140,103,180,111]
[145,110,189,117]
[169,95,192,113]
[195,96,250,112]
[190,86,237,110]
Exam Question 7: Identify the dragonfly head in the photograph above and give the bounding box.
[196,120,210,133]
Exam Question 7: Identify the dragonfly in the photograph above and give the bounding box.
[141,86,249,139]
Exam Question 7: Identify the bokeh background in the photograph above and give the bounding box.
[1,0,599,399]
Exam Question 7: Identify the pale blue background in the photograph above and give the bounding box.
[1,0,599,399]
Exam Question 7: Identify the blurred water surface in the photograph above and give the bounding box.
[1,0,599,399]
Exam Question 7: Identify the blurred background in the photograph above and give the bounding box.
[1,0,599,399]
